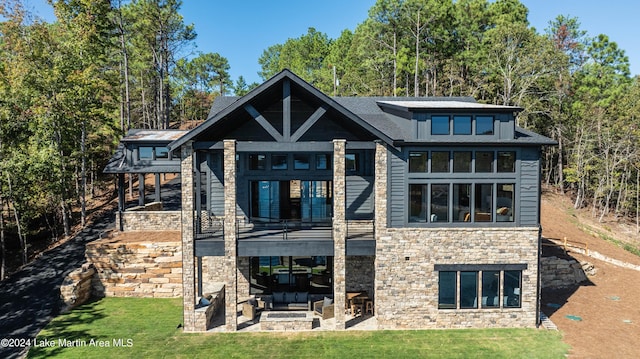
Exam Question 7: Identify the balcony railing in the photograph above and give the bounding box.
[195,215,374,242]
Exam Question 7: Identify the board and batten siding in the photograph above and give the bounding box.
[518,147,540,226]
[388,148,407,227]
[346,176,374,219]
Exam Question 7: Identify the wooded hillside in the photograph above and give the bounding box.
[1,0,639,279]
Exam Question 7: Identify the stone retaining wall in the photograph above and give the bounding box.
[86,232,182,298]
[540,256,589,288]
[60,263,96,310]
[116,210,181,231]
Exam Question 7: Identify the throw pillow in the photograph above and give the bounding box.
[323,296,333,307]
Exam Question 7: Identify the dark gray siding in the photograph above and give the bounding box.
[518,147,540,225]
[389,148,406,227]
[346,176,374,219]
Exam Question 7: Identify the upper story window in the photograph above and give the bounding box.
[345,153,358,172]
[428,115,495,136]
[411,150,515,174]
[453,116,472,135]
[475,151,494,172]
[476,116,494,135]
[431,151,450,173]
[248,154,267,170]
[138,146,170,160]
[272,155,288,170]
[294,154,310,170]
[316,154,331,170]
[497,151,516,172]
[431,116,450,135]
[139,147,153,159]
[409,152,428,172]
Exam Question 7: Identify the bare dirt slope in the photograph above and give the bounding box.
[541,191,640,359]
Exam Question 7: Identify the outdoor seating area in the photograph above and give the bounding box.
[346,291,373,317]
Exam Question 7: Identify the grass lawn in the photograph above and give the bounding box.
[28,298,568,358]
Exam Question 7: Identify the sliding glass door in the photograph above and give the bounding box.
[251,180,332,223]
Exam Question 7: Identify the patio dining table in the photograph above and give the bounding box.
[347,291,369,316]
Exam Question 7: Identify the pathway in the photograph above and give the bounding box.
[0,214,114,359]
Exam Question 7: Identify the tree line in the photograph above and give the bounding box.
[0,0,251,279]
[1,0,639,278]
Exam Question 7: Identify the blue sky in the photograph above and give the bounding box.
[21,0,640,85]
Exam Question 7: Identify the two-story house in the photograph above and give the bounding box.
[105,69,555,331]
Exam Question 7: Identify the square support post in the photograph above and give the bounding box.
[155,173,161,203]
[180,142,197,331]
[332,139,347,329]
[138,173,145,206]
[223,140,238,331]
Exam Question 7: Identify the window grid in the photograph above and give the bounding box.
[438,269,521,310]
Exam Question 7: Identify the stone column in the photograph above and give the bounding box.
[373,141,388,327]
[180,142,197,331]
[332,139,347,329]
[223,140,238,331]
[374,141,388,235]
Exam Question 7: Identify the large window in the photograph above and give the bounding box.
[437,268,522,309]
[249,256,333,295]
[251,180,333,222]
[410,149,515,174]
[410,183,515,224]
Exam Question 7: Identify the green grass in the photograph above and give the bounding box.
[28,298,568,359]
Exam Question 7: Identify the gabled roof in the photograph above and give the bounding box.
[168,69,555,149]
[168,69,395,150]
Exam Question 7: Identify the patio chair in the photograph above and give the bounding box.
[313,297,335,320]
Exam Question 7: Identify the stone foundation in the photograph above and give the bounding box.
[86,231,182,298]
[374,227,540,329]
